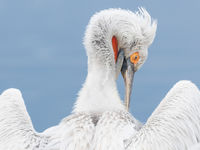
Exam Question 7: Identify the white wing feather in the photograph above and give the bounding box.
[189,143,200,150]
[0,88,50,150]
[0,88,95,150]
[126,80,200,150]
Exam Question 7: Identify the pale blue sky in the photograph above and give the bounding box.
[0,0,200,132]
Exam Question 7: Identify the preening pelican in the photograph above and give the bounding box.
[0,7,199,150]
[0,8,156,150]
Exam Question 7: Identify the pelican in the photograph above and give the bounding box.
[0,8,199,150]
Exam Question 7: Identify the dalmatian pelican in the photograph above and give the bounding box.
[0,7,200,150]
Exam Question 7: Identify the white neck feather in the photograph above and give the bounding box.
[73,66,125,113]
[73,9,127,114]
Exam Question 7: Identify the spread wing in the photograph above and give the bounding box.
[126,80,200,150]
[0,88,52,150]
[0,88,96,150]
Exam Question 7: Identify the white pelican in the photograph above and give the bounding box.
[0,7,199,150]
[0,8,156,150]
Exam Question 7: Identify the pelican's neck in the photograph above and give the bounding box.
[73,65,125,114]
[73,10,128,114]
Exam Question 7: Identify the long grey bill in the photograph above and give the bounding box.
[121,58,135,110]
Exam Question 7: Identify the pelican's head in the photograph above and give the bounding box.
[84,8,157,110]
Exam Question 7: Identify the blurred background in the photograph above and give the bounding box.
[0,0,200,132]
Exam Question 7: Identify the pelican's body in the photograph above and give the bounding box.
[0,7,200,150]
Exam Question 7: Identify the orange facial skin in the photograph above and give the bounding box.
[112,36,118,62]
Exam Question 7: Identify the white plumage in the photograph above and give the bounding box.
[0,7,199,150]
[0,89,49,149]
[189,144,200,150]
[126,80,200,150]
[0,88,96,149]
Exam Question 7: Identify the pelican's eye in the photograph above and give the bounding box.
[130,52,140,64]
